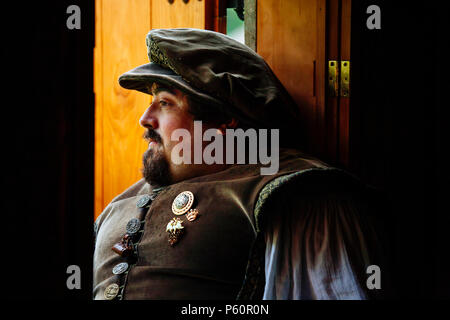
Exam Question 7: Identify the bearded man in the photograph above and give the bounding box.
[93,28,388,300]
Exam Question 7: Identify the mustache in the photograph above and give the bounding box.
[143,129,162,143]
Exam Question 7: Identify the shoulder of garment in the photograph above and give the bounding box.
[256,169,391,299]
[94,179,150,233]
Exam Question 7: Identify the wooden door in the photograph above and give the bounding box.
[326,0,352,167]
[95,0,352,218]
[257,0,326,158]
[94,0,219,219]
[256,0,351,166]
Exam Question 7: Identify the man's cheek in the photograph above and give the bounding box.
[166,118,192,132]
[164,120,194,143]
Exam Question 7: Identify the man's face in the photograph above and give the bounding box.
[140,83,195,186]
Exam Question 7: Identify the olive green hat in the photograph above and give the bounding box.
[119,28,302,146]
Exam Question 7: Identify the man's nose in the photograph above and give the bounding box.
[139,104,158,129]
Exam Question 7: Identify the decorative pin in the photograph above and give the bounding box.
[186,208,199,222]
[166,217,184,246]
[172,191,194,215]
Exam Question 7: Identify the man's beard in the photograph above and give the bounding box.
[142,130,171,187]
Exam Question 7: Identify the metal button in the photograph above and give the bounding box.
[126,218,141,235]
[104,283,120,300]
[136,194,151,208]
[112,262,129,275]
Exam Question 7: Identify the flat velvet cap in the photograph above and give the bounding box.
[119,28,302,146]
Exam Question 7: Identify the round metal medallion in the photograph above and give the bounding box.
[172,191,194,215]
[136,194,151,208]
[112,262,129,275]
[126,218,141,235]
[104,283,120,300]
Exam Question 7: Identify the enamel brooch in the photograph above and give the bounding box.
[186,208,199,222]
[172,191,194,215]
[166,217,184,246]
[167,191,200,246]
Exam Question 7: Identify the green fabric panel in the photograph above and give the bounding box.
[254,169,312,233]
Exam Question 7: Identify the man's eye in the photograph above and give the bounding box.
[160,100,170,107]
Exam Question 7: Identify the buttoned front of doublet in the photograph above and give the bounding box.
[93,195,146,300]
[94,149,348,300]
[121,181,257,299]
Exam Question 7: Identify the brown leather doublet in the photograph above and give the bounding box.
[93,149,357,300]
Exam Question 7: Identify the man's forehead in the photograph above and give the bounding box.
[148,82,177,96]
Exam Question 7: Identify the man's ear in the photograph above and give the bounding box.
[218,118,238,134]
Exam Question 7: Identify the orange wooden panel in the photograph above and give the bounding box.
[151,0,206,29]
[95,0,151,219]
[339,0,351,167]
[315,0,327,157]
[206,0,226,34]
[95,0,217,219]
[325,0,340,163]
[94,0,104,218]
[256,0,326,155]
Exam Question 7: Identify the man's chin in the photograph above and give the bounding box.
[142,149,171,187]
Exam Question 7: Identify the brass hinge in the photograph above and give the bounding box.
[328,60,350,97]
[328,61,339,97]
[340,61,350,97]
